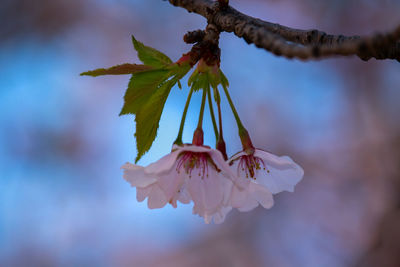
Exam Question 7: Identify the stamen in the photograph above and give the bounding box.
[234,154,270,178]
[176,151,221,179]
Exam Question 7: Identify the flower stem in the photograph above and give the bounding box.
[174,87,194,145]
[221,85,244,132]
[217,98,223,139]
[216,97,228,160]
[222,85,255,154]
[192,89,207,146]
[197,88,207,130]
[207,86,218,141]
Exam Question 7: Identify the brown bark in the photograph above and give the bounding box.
[168,0,400,61]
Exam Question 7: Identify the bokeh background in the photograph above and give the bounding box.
[1,0,400,266]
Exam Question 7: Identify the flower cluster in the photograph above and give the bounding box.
[82,35,304,223]
[123,131,303,224]
[121,58,304,223]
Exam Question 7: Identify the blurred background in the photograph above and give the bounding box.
[1,0,400,266]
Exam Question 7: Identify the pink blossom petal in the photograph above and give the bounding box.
[144,150,180,175]
[188,167,235,223]
[220,177,234,206]
[255,150,301,171]
[166,180,190,208]
[191,172,233,223]
[157,171,185,205]
[254,150,304,194]
[248,183,274,209]
[147,184,168,209]
[209,149,247,190]
[187,169,223,215]
[136,186,152,202]
[213,206,232,224]
[230,183,274,212]
[231,186,259,212]
[177,184,191,204]
[121,162,157,187]
[178,144,215,153]
[193,205,232,224]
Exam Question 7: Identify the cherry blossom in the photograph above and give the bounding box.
[122,144,239,223]
[228,149,304,211]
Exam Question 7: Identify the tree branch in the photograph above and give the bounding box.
[168,0,400,61]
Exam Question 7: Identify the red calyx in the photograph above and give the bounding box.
[239,129,255,155]
[192,128,204,146]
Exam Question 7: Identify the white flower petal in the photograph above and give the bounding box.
[248,183,274,209]
[213,206,232,224]
[237,201,258,212]
[188,168,234,223]
[187,175,220,215]
[121,162,157,187]
[157,170,186,204]
[136,186,152,202]
[254,150,304,194]
[231,186,259,212]
[230,182,274,212]
[209,149,247,190]
[193,205,232,224]
[147,184,168,209]
[179,144,216,153]
[220,177,234,206]
[177,186,191,204]
[255,150,301,171]
[202,174,225,211]
[165,179,190,208]
[144,150,180,175]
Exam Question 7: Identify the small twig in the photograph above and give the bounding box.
[187,24,221,65]
[184,30,205,44]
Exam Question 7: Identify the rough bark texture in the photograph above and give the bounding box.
[168,0,400,61]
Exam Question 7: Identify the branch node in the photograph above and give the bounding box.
[184,30,206,44]
[184,23,221,67]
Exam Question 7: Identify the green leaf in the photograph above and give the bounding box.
[134,65,190,162]
[80,64,152,77]
[188,69,210,92]
[208,70,219,90]
[132,35,173,68]
[81,35,193,162]
[195,73,209,92]
[188,69,199,87]
[188,66,229,104]
[134,79,175,162]
[120,69,171,115]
